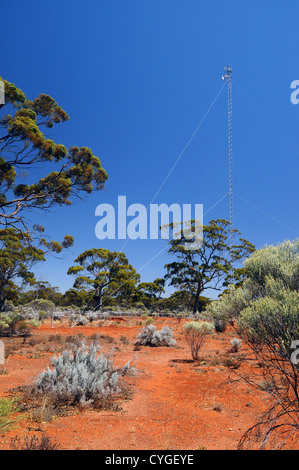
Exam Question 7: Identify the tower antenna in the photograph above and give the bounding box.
[222,65,233,252]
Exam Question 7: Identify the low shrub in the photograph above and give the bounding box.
[213,318,227,333]
[135,325,177,347]
[34,342,134,407]
[0,312,32,337]
[230,338,242,352]
[85,311,98,323]
[68,314,89,327]
[222,355,243,369]
[183,321,213,360]
[10,434,59,450]
[120,335,129,345]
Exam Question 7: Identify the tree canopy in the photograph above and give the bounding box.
[67,248,140,310]
[0,227,73,310]
[164,219,255,314]
[0,78,108,232]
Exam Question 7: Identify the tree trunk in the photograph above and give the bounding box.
[193,280,203,315]
[0,292,5,312]
[94,285,103,311]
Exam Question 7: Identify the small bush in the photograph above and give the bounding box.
[68,314,89,327]
[65,333,84,342]
[230,338,242,352]
[222,355,244,369]
[27,337,43,347]
[85,311,98,323]
[31,400,59,423]
[34,342,133,407]
[120,335,129,345]
[48,334,64,343]
[0,312,32,337]
[183,321,213,360]
[135,325,177,347]
[10,434,59,450]
[214,318,227,333]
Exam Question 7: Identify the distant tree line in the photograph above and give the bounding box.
[2,219,254,314]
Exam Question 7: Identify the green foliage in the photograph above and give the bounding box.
[183,321,213,360]
[243,239,299,294]
[61,288,92,310]
[205,284,248,327]
[0,228,73,310]
[26,299,55,314]
[0,311,30,336]
[134,301,146,311]
[67,248,140,310]
[136,278,166,308]
[0,302,42,335]
[18,281,63,306]
[0,78,108,231]
[206,239,299,345]
[206,239,299,449]
[165,219,255,314]
[0,398,23,433]
[238,282,299,351]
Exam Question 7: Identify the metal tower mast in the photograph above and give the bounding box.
[222,65,233,251]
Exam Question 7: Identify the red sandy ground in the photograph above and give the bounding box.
[0,317,298,450]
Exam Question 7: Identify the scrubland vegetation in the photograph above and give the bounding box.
[0,78,298,450]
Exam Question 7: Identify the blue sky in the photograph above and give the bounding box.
[2,0,299,296]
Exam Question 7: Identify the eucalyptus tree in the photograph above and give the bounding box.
[0,77,108,232]
[0,227,73,310]
[67,248,140,310]
[164,219,255,314]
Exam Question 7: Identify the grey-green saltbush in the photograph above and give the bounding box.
[69,314,89,326]
[136,324,177,347]
[34,342,133,407]
[230,338,242,352]
[85,311,99,323]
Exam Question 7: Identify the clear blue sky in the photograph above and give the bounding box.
[2,0,299,296]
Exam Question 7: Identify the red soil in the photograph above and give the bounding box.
[0,317,298,450]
